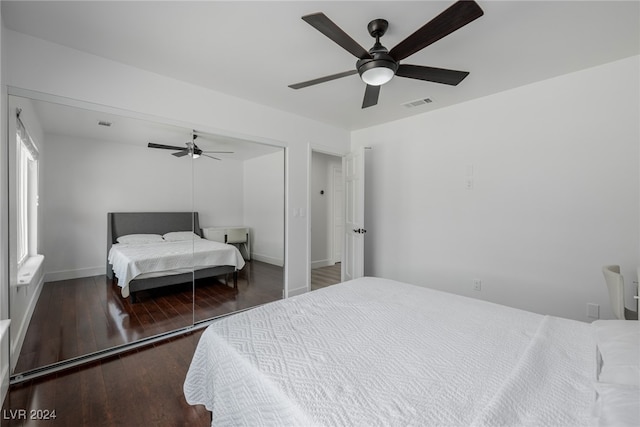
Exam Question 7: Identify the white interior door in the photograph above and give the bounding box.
[343,147,366,281]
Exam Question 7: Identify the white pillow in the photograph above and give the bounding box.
[163,231,201,242]
[592,320,640,386]
[593,382,640,427]
[116,234,164,244]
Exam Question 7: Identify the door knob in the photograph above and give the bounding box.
[352,228,367,234]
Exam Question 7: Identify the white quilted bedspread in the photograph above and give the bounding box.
[108,239,245,296]
[184,277,596,427]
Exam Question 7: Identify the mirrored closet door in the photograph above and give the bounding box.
[8,93,197,377]
[192,136,285,323]
[7,90,285,379]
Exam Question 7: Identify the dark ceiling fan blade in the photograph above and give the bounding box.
[362,84,380,109]
[192,142,233,154]
[302,13,372,60]
[396,64,469,85]
[172,150,189,157]
[289,70,358,89]
[202,155,222,161]
[189,141,233,156]
[389,0,484,61]
[148,142,186,151]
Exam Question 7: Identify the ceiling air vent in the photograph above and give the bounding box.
[402,98,433,109]
[97,120,112,127]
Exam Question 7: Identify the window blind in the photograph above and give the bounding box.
[16,108,39,161]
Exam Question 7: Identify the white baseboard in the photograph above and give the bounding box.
[311,259,333,269]
[251,253,284,267]
[44,266,105,283]
[287,285,308,297]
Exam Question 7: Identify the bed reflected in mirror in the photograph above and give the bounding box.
[7,91,285,378]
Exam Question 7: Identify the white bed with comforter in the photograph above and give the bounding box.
[108,235,245,298]
[184,277,639,426]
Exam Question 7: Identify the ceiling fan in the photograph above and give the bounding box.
[147,134,233,160]
[289,0,484,108]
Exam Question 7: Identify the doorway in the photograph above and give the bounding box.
[310,151,343,290]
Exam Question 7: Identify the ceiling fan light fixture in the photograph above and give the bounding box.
[361,65,395,86]
[188,141,202,159]
[357,55,398,86]
[191,148,203,159]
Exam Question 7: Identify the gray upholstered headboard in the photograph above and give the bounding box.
[106,212,201,278]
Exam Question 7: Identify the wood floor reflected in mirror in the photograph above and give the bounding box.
[311,263,341,290]
[14,261,283,373]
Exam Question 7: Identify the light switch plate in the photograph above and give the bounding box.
[587,303,600,319]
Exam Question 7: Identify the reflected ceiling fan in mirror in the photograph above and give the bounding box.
[147,133,233,160]
[288,0,483,108]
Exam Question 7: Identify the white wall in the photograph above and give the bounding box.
[0,6,9,404]
[352,56,640,322]
[4,29,350,297]
[194,156,246,230]
[243,151,285,266]
[311,151,342,268]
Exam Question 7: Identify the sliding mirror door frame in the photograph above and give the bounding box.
[6,87,287,383]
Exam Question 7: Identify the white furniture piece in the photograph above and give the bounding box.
[635,267,640,309]
[602,265,638,320]
[203,226,251,260]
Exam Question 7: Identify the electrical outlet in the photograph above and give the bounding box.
[587,303,600,319]
[473,279,482,291]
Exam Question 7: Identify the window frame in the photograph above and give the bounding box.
[15,123,39,269]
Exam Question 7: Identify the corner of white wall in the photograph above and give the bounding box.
[1,6,12,405]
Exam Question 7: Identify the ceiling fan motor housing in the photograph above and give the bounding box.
[367,18,389,38]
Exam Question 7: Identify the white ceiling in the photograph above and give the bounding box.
[3,1,639,131]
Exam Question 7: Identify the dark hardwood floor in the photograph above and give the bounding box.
[2,329,210,427]
[13,261,283,374]
[1,262,344,426]
[3,260,285,426]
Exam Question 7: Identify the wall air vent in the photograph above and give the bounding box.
[402,98,433,109]
[97,120,113,127]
